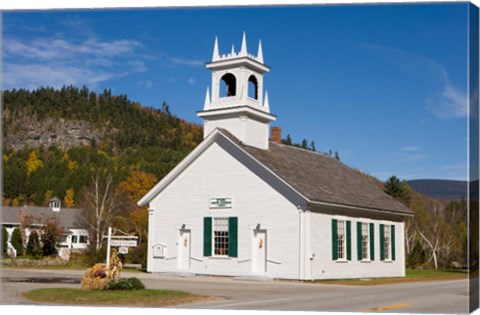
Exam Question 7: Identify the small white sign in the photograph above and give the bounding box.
[119,247,128,254]
[111,240,138,247]
[210,197,232,208]
[153,244,166,258]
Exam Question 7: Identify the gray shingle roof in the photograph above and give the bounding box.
[1,206,84,229]
[219,129,413,215]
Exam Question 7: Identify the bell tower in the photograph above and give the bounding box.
[197,32,276,150]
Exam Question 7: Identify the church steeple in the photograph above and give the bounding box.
[197,33,276,150]
[212,36,220,61]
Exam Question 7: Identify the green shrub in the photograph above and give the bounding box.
[105,277,145,291]
[11,228,23,256]
[26,230,42,258]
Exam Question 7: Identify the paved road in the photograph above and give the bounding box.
[0,268,471,313]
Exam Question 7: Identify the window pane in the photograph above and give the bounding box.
[362,223,369,260]
[384,225,390,260]
[337,220,345,259]
[214,218,229,256]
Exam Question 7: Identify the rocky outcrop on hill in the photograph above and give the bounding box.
[3,110,105,151]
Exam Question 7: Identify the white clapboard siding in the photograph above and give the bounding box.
[148,139,305,279]
[309,212,405,279]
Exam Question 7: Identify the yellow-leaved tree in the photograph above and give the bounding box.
[64,188,75,208]
[117,170,158,243]
[26,150,43,175]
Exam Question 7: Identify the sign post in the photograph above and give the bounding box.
[106,227,112,268]
[103,227,139,268]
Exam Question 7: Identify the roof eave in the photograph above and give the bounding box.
[307,199,414,217]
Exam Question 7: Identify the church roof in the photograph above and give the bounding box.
[218,128,413,215]
[1,206,85,229]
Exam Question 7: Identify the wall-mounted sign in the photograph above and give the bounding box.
[210,197,232,209]
[111,240,138,247]
[153,244,166,258]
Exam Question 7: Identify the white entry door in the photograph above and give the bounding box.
[252,230,267,274]
[178,230,191,270]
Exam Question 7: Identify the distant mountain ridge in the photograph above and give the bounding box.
[407,179,467,201]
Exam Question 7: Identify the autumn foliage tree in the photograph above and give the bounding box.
[117,169,158,266]
[41,217,65,257]
[384,175,467,269]
[81,171,127,251]
[64,188,75,208]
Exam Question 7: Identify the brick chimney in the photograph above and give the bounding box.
[271,126,282,144]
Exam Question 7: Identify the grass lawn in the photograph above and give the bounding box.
[23,288,212,306]
[313,269,468,286]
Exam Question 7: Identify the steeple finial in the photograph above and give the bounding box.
[212,36,220,61]
[263,91,270,112]
[257,40,264,63]
[231,44,235,57]
[240,31,247,57]
[204,87,211,109]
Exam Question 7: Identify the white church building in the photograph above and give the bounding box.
[138,33,413,280]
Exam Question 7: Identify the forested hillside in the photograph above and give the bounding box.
[2,86,473,270]
[407,179,467,201]
[2,86,203,207]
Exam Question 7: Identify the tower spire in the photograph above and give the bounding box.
[204,87,211,109]
[263,91,270,112]
[257,39,264,63]
[231,44,235,57]
[240,31,247,57]
[212,36,220,61]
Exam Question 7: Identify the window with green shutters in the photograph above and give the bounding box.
[203,216,238,258]
[332,219,351,261]
[380,224,395,261]
[357,222,370,261]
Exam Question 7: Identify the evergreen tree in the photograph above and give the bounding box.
[384,175,411,204]
[283,134,292,145]
[26,230,42,258]
[11,228,23,256]
[2,226,8,256]
[334,151,340,160]
[301,139,308,149]
[310,141,316,152]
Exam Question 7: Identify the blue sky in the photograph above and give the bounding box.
[2,3,470,181]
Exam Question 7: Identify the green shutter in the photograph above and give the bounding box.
[203,217,212,257]
[346,220,351,261]
[379,224,385,261]
[228,217,238,257]
[357,222,362,260]
[332,219,338,260]
[391,225,396,261]
[369,223,375,261]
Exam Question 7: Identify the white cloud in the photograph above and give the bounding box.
[137,80,153,89]
[425,80,468,120]
[3,36,147,90]
[187,77,196,85]
[363,43,467,120]
[3,63,114,90]
[168,57,204,67]
[401,146,420,152]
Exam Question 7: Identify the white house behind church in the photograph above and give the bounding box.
[138,33,413,280]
